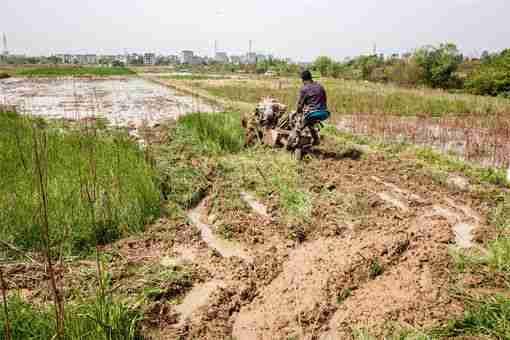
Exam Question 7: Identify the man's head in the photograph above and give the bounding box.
[301,70,313,83]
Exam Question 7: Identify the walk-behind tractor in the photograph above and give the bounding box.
[242,98,323,160]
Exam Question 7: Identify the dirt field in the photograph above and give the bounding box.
[5,123,506,339]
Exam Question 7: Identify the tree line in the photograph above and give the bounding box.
[312,43,510,98]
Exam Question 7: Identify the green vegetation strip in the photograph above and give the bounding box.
[0,290,143,340]
[190,78,510,116]
[16,67,135,77]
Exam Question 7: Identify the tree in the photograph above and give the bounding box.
[413,43,463,88]
[466,49,510,97]
[314,56,334,77]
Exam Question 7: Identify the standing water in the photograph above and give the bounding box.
[0,77,219,127]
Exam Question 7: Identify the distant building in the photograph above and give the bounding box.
[55,54,74,64]
[144,53,156,65]
[127,53,143,65]
[168,55,180,64]
[246,52,257,64]
[180,50,194,64]
[2,33,8,56]
[256,54,267,62]
[214,52,229,63]
[230,55,242,65]
[191,55,204,65]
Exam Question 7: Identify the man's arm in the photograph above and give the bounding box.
[296,87,306,113]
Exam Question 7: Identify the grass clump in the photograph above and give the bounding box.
[143,266,194,301]
[0,112,160,255]
[176,111,245,155]
[155,111,244,209]
[16,67,135,77]
[415,147,508,186]
[0,293,143,340]
[432,294,510,339]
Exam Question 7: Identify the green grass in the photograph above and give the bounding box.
[188,77,510,116]
[155,111,244,208]
[0,112,160,255]
[161,74,228,81]
[0,291,143,340]
[176,111,245,155]
[16,67,135,77]
[414,147,508,186]
[431,294,510,339]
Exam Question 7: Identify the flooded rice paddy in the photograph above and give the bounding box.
[0,77,219,127]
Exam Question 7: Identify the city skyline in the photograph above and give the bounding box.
[3,0,510,61]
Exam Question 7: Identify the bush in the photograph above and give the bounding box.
[413,43,463,89]
[465,49,510,97]
[0,112,160,255]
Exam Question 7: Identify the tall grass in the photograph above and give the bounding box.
[190,78,510,116]
[178,77,510,167]
[432,294,510,339]
[0,292,143,340]
[16,67,135,77]
[155,112,244,208]
[0,112,160,255]
[175,111,245,155]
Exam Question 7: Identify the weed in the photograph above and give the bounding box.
[336,288,353,304]
[143,266,193,302]
[369,259,384,279]
[216,223,235,240]
[489,193,510,229]
[485,238,510,277]
[431,293,510,339]
[451,237,510,278]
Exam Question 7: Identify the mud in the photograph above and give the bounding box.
[3,126,500,340]
[187,198,252,261]
[240,191,271,218]
[337,115,510,168]
[175,280,226,326]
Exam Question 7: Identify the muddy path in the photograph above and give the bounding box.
[166,141,493,339]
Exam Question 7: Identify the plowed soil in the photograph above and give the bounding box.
[5,133,499,340]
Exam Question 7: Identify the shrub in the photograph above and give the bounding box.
[465,49,510,97]
[413,43,463,89]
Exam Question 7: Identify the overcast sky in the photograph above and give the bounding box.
[2,0,509,61]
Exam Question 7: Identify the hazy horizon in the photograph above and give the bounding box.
[2,0,509,61]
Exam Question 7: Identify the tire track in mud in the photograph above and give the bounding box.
[231,166,486,340]
[320,175,485,339]
[187,197,253,262]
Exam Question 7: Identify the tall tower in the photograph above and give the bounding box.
[2,33,8,55]
[249,40,253,54]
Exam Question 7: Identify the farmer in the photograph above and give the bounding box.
[296,70,330,145]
